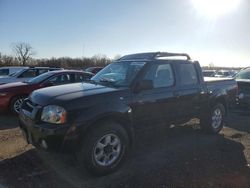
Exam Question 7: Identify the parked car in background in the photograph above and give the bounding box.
[85,67,103,74]
[0,67,61,85]
[19,52,237,175]
[0,66,28,76]
[235,67,250,111]
[215,70,234,78]
[0,70,93,114]
[202,70,216,77]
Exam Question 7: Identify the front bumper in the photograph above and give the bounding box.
[19,109,82,152]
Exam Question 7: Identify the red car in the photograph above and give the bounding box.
[0,70,93,114]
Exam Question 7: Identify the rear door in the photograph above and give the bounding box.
[132,62,177,129]
[174,62,201,119]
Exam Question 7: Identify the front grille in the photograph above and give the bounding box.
[21,99,42,121]
[22,99,34,113]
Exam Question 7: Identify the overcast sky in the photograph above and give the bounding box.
[0,0,249,67]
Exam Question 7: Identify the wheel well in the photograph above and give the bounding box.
[214,97,227,115]
[83,115,134,148]
[9,94,28,108]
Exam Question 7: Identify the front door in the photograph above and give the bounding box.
[173,62,201,120]
[131,62,177,130]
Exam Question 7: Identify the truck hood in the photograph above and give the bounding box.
[30,82,124,106]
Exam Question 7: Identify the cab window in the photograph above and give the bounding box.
[179,64,198,86]
[143,64,174,88]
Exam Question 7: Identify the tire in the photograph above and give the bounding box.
[10,96,27,114]
[77,120,129,176]
[200,103,226,134]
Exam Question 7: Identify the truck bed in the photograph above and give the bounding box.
[204,77,237,110]
[204,77,236,89]
[204,77,233,82]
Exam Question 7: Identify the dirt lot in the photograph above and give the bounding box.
[1,113,250,188]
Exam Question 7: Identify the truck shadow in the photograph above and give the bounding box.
[0,149,73,188]
[226,113,250,134]
[1,122,250,188]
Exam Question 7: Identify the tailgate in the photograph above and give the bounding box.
[237,80,250,108]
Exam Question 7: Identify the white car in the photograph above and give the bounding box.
[0,66,28,76]
[0,67,61,85]
[215,70,235,78]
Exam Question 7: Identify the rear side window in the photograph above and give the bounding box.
[73,73,92,82]
[179,64,198,86]
[0,69,9,75]
[144,64,174,88]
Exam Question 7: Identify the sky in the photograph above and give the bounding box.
[0,0,249,67]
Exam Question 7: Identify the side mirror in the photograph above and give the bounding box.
[134,80,153,93]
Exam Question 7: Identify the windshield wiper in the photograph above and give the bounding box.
[99,77,115,83]
[88,80,98,84]
[98,77,119,87]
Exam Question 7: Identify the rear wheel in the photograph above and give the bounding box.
[200,103,226,134]
[77,120,129,175]
[10,96,26,114]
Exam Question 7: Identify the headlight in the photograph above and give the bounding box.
[0,92,7,97]
[238,93,244,99]
[41,105,67,124]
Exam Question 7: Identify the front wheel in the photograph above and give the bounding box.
[200,103,226,134]
[77,120,129,175]
[10,96,26,114]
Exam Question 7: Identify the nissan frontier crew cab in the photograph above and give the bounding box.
[19,52,238,175]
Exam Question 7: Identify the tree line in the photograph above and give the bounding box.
[0,42,117,69]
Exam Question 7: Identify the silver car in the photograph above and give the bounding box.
[0,66,28,76]
[0,67,61,85]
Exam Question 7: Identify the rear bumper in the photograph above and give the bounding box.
[19,110,83,152]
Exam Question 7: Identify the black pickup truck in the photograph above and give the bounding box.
[19,52,237,175]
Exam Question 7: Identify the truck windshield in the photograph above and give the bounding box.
[91,61,146,87]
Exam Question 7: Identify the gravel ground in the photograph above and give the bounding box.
[0,113,250,188]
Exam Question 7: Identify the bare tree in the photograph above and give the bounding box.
[113,54,121,60]
[12,42,35,66]
[209,62,215,68]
